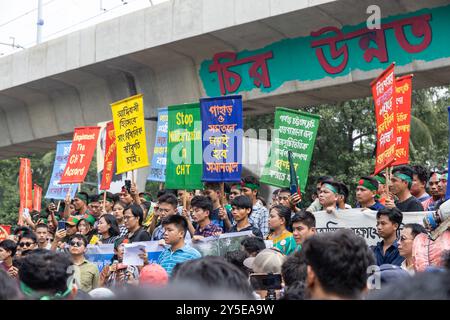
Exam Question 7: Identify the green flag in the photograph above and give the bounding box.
[165,103,203,190]
[260,108,320,191]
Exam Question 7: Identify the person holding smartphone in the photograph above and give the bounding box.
[99,238,140,287]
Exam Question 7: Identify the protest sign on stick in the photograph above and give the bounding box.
[59,127,100,184]
[111,94,149,175]
[148,108,168,182]
[371,63,396,175]
[260,108,320,191]
[165,103,203,190]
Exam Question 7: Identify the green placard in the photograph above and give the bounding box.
[260,108,320,190]
[165,103,203,190]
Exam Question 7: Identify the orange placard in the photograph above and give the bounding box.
[392,75,412,166]
[19,158,33,223]
[60,126,100,184]
[371,63,396,175]
[100,121,116,190]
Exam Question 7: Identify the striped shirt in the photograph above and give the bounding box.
[118,224,129,238]
[194,222,223,237]
[248,202,269,238]
[157,245,201,275]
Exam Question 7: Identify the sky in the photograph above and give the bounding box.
[0,0,169,56]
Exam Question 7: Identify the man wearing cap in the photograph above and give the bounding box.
[51,216,79,252]
[240,176,269,238]
[318,181,341,214]
[355,176,385,210]
[386,166,423,212]
[423,172,441,211]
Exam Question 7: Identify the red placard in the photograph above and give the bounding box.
[0,225,11,241]
[19,158,33,224]
[371,63,396,175]
[33,184,43,212]
[100,121,117,190]
[59,126,100,184]
[392,75,412,166]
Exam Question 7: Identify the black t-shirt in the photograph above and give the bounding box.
[128,227,151,243]
[228,224,263,238]
[395,196,424,212]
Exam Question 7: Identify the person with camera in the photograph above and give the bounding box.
[244,248,286,300]
[99,238,140,288]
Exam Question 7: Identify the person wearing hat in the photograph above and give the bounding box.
[139,263,169,287]
[51,216,79,252]
[355,176,385,210]
[386,166,424,212]
[77,214,97,244]
[243,248,286,299]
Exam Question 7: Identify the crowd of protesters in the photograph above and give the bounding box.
[1,164,450,300]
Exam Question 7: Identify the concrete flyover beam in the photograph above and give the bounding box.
[0,0,449,159]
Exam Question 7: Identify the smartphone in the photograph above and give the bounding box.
[57,220,66,231]
[125,180,132,193]
[250,273,282,290]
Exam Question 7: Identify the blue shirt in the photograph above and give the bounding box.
[369,201,385,211]
[157,244,201,275]
[372,240,404,266]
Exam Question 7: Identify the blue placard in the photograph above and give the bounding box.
[148,108,168,182]
[45,141,78,200]
[200,95,243,182]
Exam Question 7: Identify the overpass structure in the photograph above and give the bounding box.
[0,0,449,160]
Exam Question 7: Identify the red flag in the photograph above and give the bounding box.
[100,121,117,190]
[19,158,33,224]
[371,63,396,175]
[59,126,100,184]
[33,184,43,212]
[0,225,11,241]
[392,75,412,166]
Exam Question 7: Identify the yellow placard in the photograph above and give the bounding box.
[111,94,149,174]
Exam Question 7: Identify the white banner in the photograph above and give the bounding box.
[314,209,428,246]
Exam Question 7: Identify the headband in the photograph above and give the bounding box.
[100,193,115,203]
[75,193,88,203]
[358,179,377,192]
[322,183,338,194]
[240,182,259,190]
[393,172,413,183]
[373,175,386,185]
[20,281,72,300]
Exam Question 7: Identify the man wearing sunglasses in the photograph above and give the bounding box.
[69,234,99,293]
[17,232,37,256]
